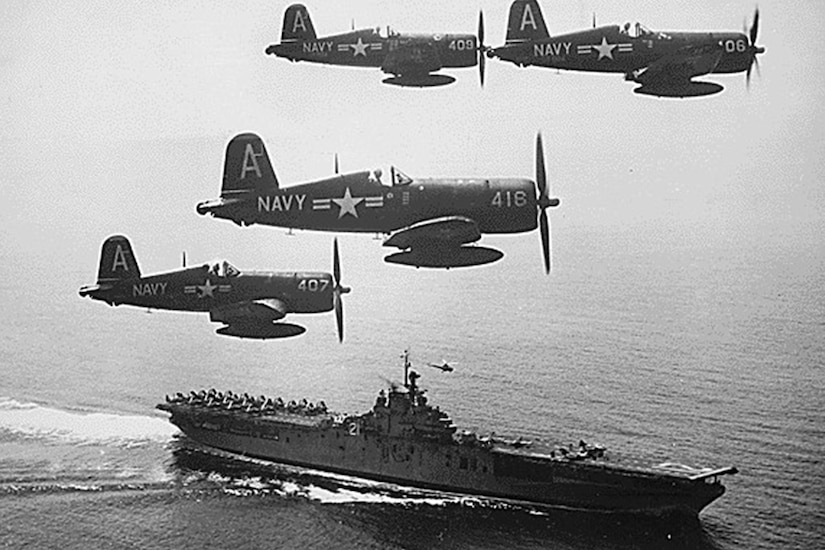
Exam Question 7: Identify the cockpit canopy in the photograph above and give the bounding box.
[206,260,240,278]
[621,22,669,40]
[365,167,413,186]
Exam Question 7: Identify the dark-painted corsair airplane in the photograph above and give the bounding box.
[488,0,764,97]
[196,133,560,272]
[79,235,349,340]
[265,3,488,87]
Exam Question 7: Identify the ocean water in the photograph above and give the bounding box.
[0,217,822,550]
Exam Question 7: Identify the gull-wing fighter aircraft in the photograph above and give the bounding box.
[265,3,488,87]
[196,133,560,272]
[79,236,350,340]
[488,0,764,97]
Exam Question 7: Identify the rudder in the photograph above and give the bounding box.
[505,0,549,44]
[222,133,279,196]
[281,4,316,42]
[98,235,141,283]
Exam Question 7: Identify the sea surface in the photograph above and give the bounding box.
[1,220,823,550]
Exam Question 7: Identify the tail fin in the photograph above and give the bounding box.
[222,133,279,197]
[98,235,141,283]
[505,0,549,44]
[281,4,316,43]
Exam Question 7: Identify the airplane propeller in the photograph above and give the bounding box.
[535,133,561,274]
[332,238,350,342]
[478,10,486,87]
[745,7,765,88]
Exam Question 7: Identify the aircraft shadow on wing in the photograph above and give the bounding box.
[196,132,560,272]
[487,0,764,97]
[265,3,490,87]
[79,236,349,341]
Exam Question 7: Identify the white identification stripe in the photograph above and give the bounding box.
[337,45,349,51]
[312,198,331,210]
[618,44,633,51]
[218,286,231,292]
[577,45,591,54]
[365,197,383,207]
[184,287,197,293]
[370,43,382,50]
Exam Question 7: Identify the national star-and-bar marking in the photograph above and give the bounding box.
[311,187,384,218]
[184,279,232,298]
[577,37,632,59]
[336,37,382,57]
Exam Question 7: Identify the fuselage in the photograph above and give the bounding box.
[492,25,753,76]
[198,170,538,235]
[80,266,334,315]
[270,28,478,71]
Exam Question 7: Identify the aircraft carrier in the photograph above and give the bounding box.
[157,352,737,515]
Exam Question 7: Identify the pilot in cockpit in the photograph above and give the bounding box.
[369,168,383,185]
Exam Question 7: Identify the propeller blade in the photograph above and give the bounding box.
[182,251,186,268]
[536,132,547,200]
[478,10,485,50]
[534,132,559,274]
[331,238,348,342]
[334,291,344,342]
[539,209,550,274]
[478,10,486,87]
[334,153,339,175]
[750,8,759,46]
[333,238,340,284]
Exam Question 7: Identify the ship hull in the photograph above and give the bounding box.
[168,413,725,516]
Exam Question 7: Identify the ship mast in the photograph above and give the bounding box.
[402,349,411,388]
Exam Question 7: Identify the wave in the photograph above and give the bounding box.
[0,397,178,447]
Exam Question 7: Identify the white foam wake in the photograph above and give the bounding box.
[0,397,178,446]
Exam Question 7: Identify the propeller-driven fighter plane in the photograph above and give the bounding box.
[79,235,350,340]
[196,133,560,272]
[489,0,765,97]
[265,4,488,87]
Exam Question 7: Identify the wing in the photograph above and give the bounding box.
[209,299,289,325]
[381,40,442,76]
[633,43,723,88]
[382,217,503,269]
[383,216,481,250]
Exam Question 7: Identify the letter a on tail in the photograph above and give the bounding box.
[222,133,280,197]
[281,4,317,43]
[505,0,550,44]
[98,235,141,282]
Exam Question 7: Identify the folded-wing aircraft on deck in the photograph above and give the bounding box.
[196,133,560,272]
[265,3,488,87]
[488,0,765,97]
[79,236,349,340]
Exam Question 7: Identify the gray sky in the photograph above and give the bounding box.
[0,0,822,277]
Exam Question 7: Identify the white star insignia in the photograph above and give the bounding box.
[592,37,617,60]
[350,37,368,57]
[197,279,217,298]
[332,187,364,218]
